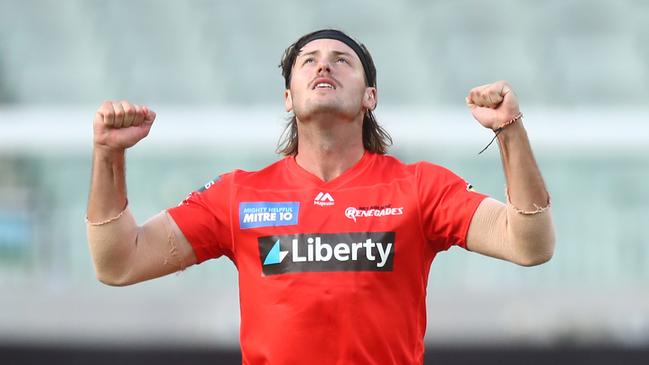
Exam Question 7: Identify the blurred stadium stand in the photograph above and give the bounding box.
[1,0,648,364]
[0,0,648,106]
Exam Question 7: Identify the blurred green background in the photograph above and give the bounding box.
[1,0,648,352]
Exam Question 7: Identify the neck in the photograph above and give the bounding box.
[294,114,365,182]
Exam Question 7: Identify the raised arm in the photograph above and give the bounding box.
[86,101,197,286]
[464,81,555,266]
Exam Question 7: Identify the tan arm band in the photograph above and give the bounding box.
[466,196,555,266]
[86,206,196,286]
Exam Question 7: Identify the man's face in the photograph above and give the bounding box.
[284,39,376,122]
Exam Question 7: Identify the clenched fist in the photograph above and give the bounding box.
[466,80,520,131]
[93,100,156,152]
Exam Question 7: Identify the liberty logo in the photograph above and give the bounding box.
[313,192,334,206]
[258,232,395,276]
[263,240,289,265]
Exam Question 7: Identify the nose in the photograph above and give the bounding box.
[317,59,331,75]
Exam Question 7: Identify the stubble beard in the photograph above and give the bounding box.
[297,95,358,125]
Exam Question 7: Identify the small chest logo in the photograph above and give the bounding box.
[345,205,404,222]
[313,192,335,206]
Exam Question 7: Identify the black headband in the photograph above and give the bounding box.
[292,29,375,88]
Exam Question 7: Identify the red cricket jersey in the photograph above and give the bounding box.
[168,151,486,365]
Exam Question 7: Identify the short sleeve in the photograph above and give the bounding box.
[167,173,234,263]
[416,162,487,252]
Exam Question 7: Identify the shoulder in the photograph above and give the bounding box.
[409,160,457,178]
[377,154,455,180]
[368,153,413,178]
[361,154,464,187]
[396,158,473,193]
[189,158,285,193]
[229,157,292,189]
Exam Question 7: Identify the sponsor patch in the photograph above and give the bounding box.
[258,232,395,275]
[239,202,299,229]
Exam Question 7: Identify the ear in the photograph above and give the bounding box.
[284,89,293,112]
[362,87,377,111]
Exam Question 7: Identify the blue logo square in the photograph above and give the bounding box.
[239,202,300,229]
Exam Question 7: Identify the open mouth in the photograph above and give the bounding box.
[314,82,335,89]
[312,78,337,90]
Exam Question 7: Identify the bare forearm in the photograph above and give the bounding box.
[496,120,549,210]
[87,147,128,221]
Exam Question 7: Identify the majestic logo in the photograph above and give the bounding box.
[313,192,334,206]
[239,202,299,229]
[258,232,395,276]
[345,205,404,222]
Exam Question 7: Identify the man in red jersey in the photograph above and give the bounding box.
[87,29,554,364]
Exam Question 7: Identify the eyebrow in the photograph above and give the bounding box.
[332,51,353,58]
[298,50,354,58]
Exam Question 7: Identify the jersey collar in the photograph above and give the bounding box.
[285,150,374,189]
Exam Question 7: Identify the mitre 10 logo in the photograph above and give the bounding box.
[258,232,395,276]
